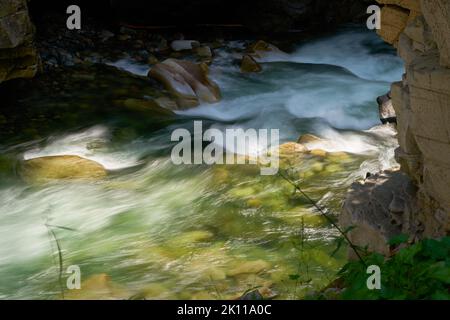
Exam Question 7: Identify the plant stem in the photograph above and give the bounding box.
[278,170,367,266]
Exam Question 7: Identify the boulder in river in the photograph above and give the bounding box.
[64,273,130,300]
[277,142,308,155]
[247,40,287,61]
[227,260,271,276]
[118,98,175,116]
[196,46,212,58]
[377,91,397,124]
[148,58,221,109]
[297,133,323,145]
[240,55,262,73]
[20,155,107,183]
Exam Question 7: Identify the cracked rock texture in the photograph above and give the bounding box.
[0,0,39,83]
[341,0,450,255]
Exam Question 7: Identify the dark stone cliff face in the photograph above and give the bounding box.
[109,0,372,32]
[0,0,39,83]
[30,0,372,32]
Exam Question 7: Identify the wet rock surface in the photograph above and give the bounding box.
[20,155,107,183]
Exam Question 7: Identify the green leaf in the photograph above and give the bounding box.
[421,238,450,260]
[431,290,450,300]
[395,242,421,265]
[331,237,344,257]
[429,262,450,284]
[388,234,409,246]
[289,274,300,280]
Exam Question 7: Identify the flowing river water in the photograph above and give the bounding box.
[0,26,403,299]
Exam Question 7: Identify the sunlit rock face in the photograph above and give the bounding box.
[0,0,39,83]
[148,59,221,109]
[342,0,450,254]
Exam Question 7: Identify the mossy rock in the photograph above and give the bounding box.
[190,291,216,300]
[171,230,214,245]
[211,166,231,185]
[324,164,342,174]
[64,274,130,300]
[309,149,327,157]
[227,260,271,276]
[310,162,325,173]
[199,267,227,281]
[20,155,107,183]
[134,245,177,264]
[246,198,262,208]
[133,283,170,300]
[240,55,262,73]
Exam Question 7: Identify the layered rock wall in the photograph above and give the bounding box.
[341,0,450,254]
[0,0,39,84]
[379,0,450,238]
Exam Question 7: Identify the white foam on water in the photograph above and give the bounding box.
[291,30,404,82]
[304,128,379,154]
[178,27,404,133]
[309,124,398,156]
[23,126,142,170]
[106,58,150,76]
[0,159,209,266]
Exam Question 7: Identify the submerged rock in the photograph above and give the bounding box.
[227,260,271,276]
[277,142,307,154]
[309,149,328,157]
[20,155,107,183]
[148,58,221,109]
[64,273,130,300]
[132,283,170,300]
[240,55,262,73]
[239,289,264,300]
[172,230,214,244]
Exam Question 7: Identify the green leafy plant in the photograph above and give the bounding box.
[337,237,450,300]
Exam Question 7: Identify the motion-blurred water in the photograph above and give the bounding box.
[0,26,403,299]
